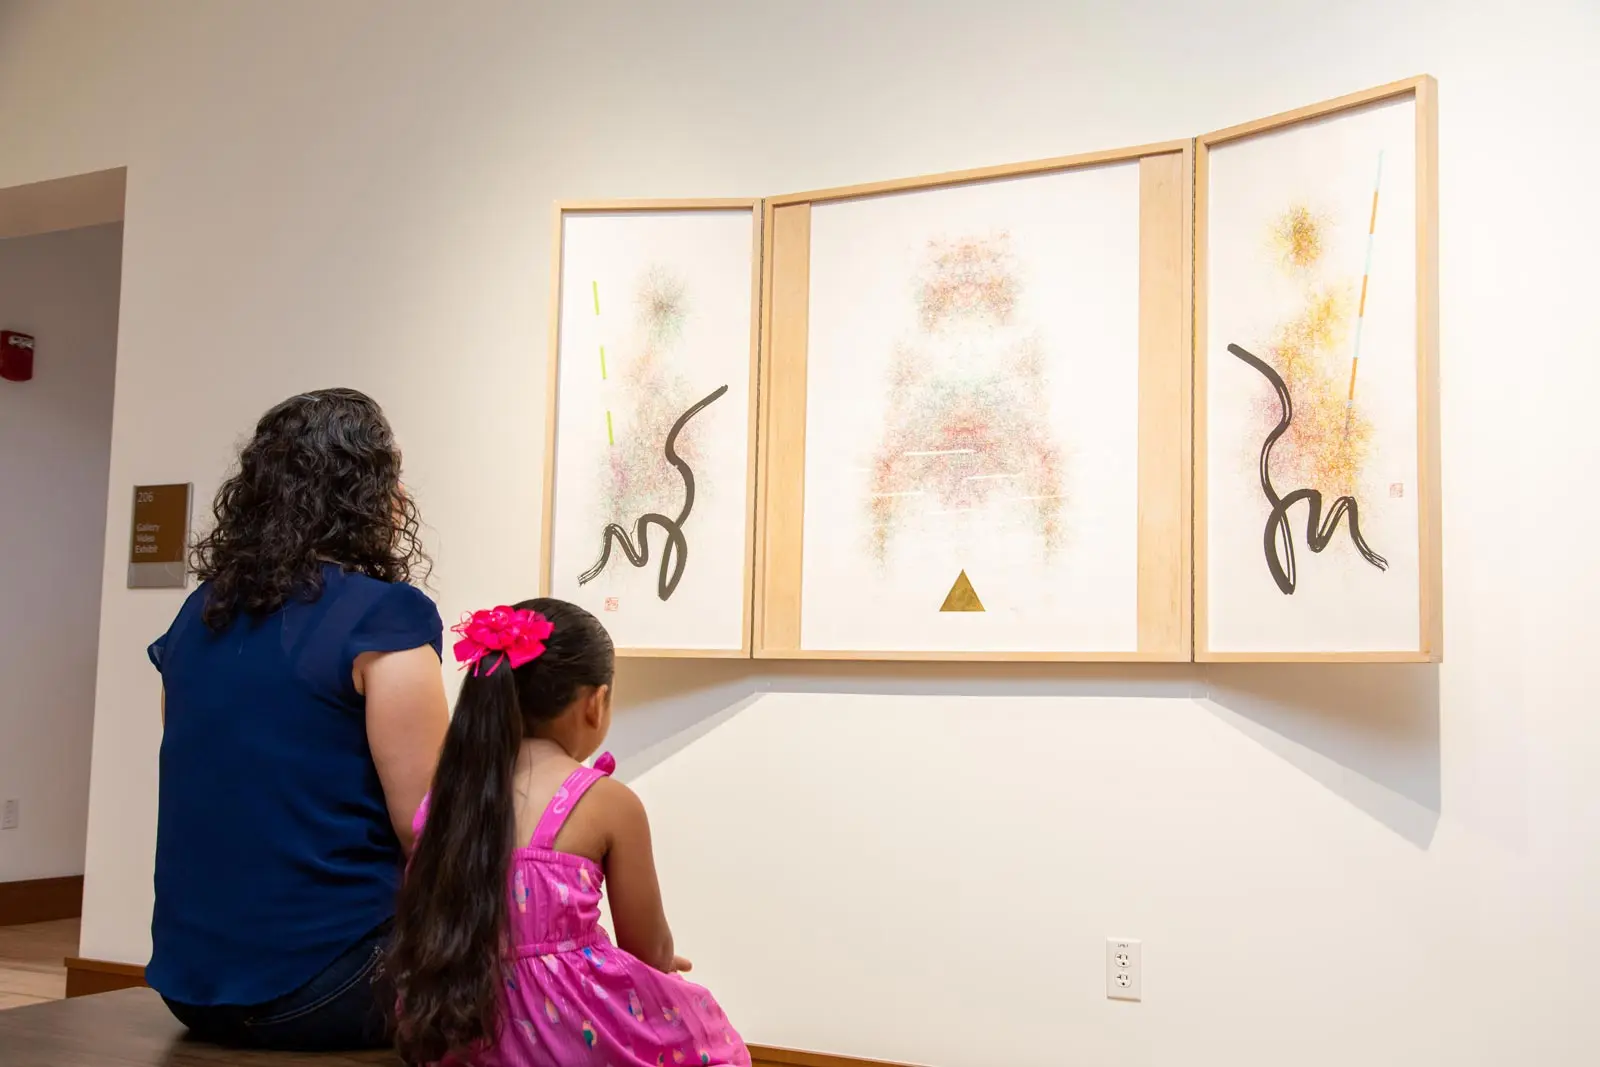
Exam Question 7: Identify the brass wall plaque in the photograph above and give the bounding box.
[127,484,192,589]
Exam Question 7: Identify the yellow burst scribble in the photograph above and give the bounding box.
[1268,286,1349,381]
[1255,210,1373,498]
[1270,205,1327,271]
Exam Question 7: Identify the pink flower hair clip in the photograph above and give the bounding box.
[451,606,555,675]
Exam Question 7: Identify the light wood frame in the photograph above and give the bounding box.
[754,142,1194,661]
[1194,75,1441,663]
[539,199,764,658]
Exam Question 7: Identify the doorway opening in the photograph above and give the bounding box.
[0,167,127,1009]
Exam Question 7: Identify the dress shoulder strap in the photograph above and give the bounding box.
[412,792,431,841]
[529,757,613,850]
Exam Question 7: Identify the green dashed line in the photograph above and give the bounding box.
[599,345,608,380]
[606,410,614,445]
[592,280,600,315]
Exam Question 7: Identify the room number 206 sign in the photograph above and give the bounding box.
[128,484,193,589]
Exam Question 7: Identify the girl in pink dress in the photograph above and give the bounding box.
[390,599,749,1067]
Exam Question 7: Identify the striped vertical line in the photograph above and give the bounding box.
[593,279,613,443]
[1344,151,1383,427]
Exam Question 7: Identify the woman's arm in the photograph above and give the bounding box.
[597,779,684,974]
[358,646,449,854]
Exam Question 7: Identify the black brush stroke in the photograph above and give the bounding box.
[1226,343,1388,595]
[578,384,729,601]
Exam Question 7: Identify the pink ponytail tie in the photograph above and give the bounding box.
[451,606,554,675]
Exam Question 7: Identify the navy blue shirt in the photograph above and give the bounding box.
[147,565,442,1007]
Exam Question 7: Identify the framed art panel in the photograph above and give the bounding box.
[541,200,762,656]
[756,143,1192,661]
[1196,76,1441,662]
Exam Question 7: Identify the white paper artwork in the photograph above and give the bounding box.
[548,209,755,650]
[799,163,1143,653]
[1205,97,1420,653]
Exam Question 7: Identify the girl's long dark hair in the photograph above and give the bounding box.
[391,598,615,1065]
[190,388,429,631]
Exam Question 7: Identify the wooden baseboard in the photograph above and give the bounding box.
[64,957,148,998]
[0,875,84,926]
[61,959,909,1065]
[751,1047,920,1067]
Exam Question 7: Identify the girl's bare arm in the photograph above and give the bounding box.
[597,779,678,973]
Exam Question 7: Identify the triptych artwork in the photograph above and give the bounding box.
[539,76,1439,663]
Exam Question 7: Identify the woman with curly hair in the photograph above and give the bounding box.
[146,388,448,1050]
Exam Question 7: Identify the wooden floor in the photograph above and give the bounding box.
[0,918,75,1011]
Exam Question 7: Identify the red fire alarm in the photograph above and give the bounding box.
[0,331,34,382]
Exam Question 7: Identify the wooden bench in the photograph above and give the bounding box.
[0,987,398,1066]
[0,985,884,1067]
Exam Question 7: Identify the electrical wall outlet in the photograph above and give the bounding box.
[1,799,18,831]
[1107,937,1142,1001]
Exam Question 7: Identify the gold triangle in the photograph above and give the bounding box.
[939,569,985,612]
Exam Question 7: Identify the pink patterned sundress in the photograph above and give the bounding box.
[413,759,749,1067]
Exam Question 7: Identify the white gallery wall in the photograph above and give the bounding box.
[0,2,1595,1064]
[0,223,122,883]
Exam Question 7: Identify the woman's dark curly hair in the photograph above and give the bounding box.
[191,388,430,631]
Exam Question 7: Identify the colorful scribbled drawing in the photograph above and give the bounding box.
[638,264,689,343]
[1270,204,1330,273]
[1233,155,1390,594]
[583,264,726,601]
[515,1018,537,1044]
[866,232,1066,566]
[582,1020,598,1049]
[628,989,645,1021]
[545,997,561,1025]
[584,946,607,970]
[1248,206,1372,500]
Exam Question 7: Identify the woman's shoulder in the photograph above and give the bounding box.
[325,568,444,656]
[148,582,216,671]
[317,565,432,609]
[326,566,436,607]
